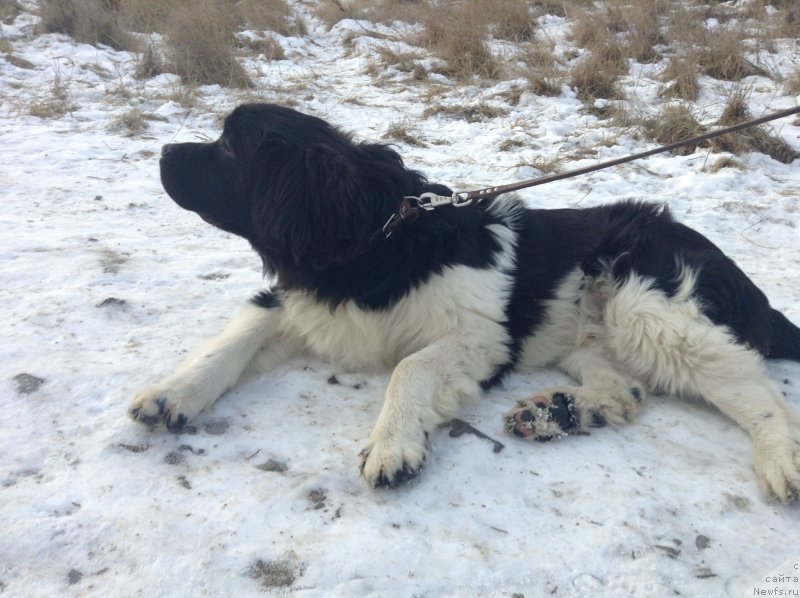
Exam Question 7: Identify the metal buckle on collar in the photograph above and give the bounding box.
[382,197,420,238]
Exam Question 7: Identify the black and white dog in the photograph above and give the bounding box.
[130,103,800,501]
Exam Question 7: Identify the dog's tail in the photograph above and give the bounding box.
[767,309,800,361]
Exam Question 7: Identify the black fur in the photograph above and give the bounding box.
[159,103,800,382]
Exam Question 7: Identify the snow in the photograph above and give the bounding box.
[2,3,800,597]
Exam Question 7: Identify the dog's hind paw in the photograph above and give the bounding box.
[359,432,428,488]
[504,391,581,441]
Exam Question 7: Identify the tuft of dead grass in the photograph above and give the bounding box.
[238,0,306,37]
[314,0,427,29]
[118,0,172,34]
[365,46,428,82]
[28,67,76,118]
[517,39,563,97]
[383,120,427,147]
[1,0,21,23]
[659,55,700,101]
[165,0,252,88]
[640,105,706,155]
[710,93,800,164]
[417,3,501,82]
[783,68,800,96]
[697,28,769,82]
[569,42,627,103]
[134,41,166,80]
[40,0,137,51]
[422,102,508,123]
[490,0,537,42]
[619,0,665,64]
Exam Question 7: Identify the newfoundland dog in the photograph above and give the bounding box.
[130,103,800,501]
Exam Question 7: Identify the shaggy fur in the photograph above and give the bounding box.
[130,103,800,500]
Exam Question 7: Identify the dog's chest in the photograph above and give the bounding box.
[279,264,514,371]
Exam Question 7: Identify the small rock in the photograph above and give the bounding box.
[14,373,45,395]
[96,297,126,308]
[201,272,230,281]
[695,534,711,550]
[204,420,229,435]
[67,569,83,585]
[256,459,288,473]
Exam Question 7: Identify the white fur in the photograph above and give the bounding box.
[602,270,800,501]
[130,212,800,499]
[504,265,800,501]
[130,215,518,485]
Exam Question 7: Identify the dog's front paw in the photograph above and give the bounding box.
[752,432,800,503]
[504,391,581,441]
[128,385,196,431]
[359,432,428,488]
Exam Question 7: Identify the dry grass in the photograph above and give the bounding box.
[569,41,627,103]
[239,0,306,37]
[697,28,770,82]
[28,71,75,118]
[490,0,537,42]
[783,68,800,96]
[422,102,508,123]
[365,46,428,82]
[516,38,563,97]
[383,120,427,147]
[118,0,173,34]
[640,105,706,155]
[1,0,21,22]
[111,108,148,136]
[660,55,700,101]
[165,0,252,88]
[416,3,501,82]
[314,0,427,29]
[618,0,665,64]
[40,0,136,51]
[710,92,800,164]
[134,41,166,80]
[516,154,566,175]
[499,139,526,152]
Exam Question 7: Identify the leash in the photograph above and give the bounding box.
[382,104,800,238]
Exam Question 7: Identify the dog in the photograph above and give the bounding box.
[129,103,800,501]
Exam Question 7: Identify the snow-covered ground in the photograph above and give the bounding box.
[2,2,800,596]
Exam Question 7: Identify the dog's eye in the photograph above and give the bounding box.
[218,137,234,156]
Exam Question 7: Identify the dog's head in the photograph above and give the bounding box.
[160,103,428,273]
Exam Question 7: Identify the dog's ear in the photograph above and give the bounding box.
[252,138,375,268]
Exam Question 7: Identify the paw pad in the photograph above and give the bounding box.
[505,392,579,441]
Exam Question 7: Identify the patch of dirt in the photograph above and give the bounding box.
[308,489,327,510]
[247,559,304,590]
[14,373,45,395]
[203,420,229,435]
[256,459,288,473]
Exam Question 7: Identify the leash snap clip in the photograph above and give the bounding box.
[451,192,473,207]
[415,191,455,211]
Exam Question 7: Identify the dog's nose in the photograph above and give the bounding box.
[161,143,178,157]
